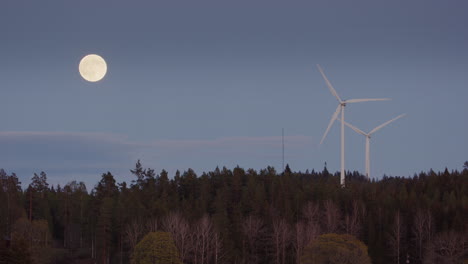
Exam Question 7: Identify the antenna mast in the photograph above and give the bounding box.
[282,128,285,173]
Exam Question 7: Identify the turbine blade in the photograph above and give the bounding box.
[317,64,342,103]
[369,114,406,135]
[346,98,391,103]
[338,118,367,136]
[320,104,341,145]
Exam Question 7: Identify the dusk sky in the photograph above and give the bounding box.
[1,0,467,189]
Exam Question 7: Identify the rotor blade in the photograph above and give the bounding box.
[346,98,391,103]
[317,64,342,103]
[338,118,367,136]
[369,114,406,135]
[320,104,341,145]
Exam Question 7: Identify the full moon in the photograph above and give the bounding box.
[79,54,107,82]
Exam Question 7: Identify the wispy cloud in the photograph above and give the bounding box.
[0,131,312,187]
[0,131,137,169]
[149,135,311,152]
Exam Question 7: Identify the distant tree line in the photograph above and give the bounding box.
[0,162,467,264]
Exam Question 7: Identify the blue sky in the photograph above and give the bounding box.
[1,0,467,189]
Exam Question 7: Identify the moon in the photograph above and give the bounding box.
[79,54,107,82]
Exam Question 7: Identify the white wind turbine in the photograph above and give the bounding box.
[341,114,406,180]
[317,65,390,187]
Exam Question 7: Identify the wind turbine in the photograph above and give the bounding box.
[317,64,390,187]
[340,114,406,180]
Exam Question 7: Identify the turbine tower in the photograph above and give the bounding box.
[317,65,390,187]
[341,114,406,180]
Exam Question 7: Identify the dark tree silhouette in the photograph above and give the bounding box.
[0,163,467,264]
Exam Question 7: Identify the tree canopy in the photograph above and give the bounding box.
[1,161,467,264]
[131,232,182,264]
[301,233,371,264]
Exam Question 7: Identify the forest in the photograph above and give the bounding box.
[0,161,467,264]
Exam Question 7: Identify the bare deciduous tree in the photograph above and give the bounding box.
[388,210,405,264]
[294,201,321,264]
[424,231,467,264]
[323,200,341,233]
[193,215,213,264]
[212,231,224,264]
[272,217,290,264]
[145,217,158,233]
[412,209,433,263]
[163,212,191,262]
[242,215,264,264]
[303,201,320,224]
[294,221,308,264]
[124,219,145,252]
[344,200,365,238]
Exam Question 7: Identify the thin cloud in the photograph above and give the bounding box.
[150,135,311,150]
[0,131,312,161]
[0,131,312,187]
[0,131,137,169]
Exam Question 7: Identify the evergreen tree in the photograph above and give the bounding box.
[1,165,467,264]
[130,160,146,188]
[93,172,118,264]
